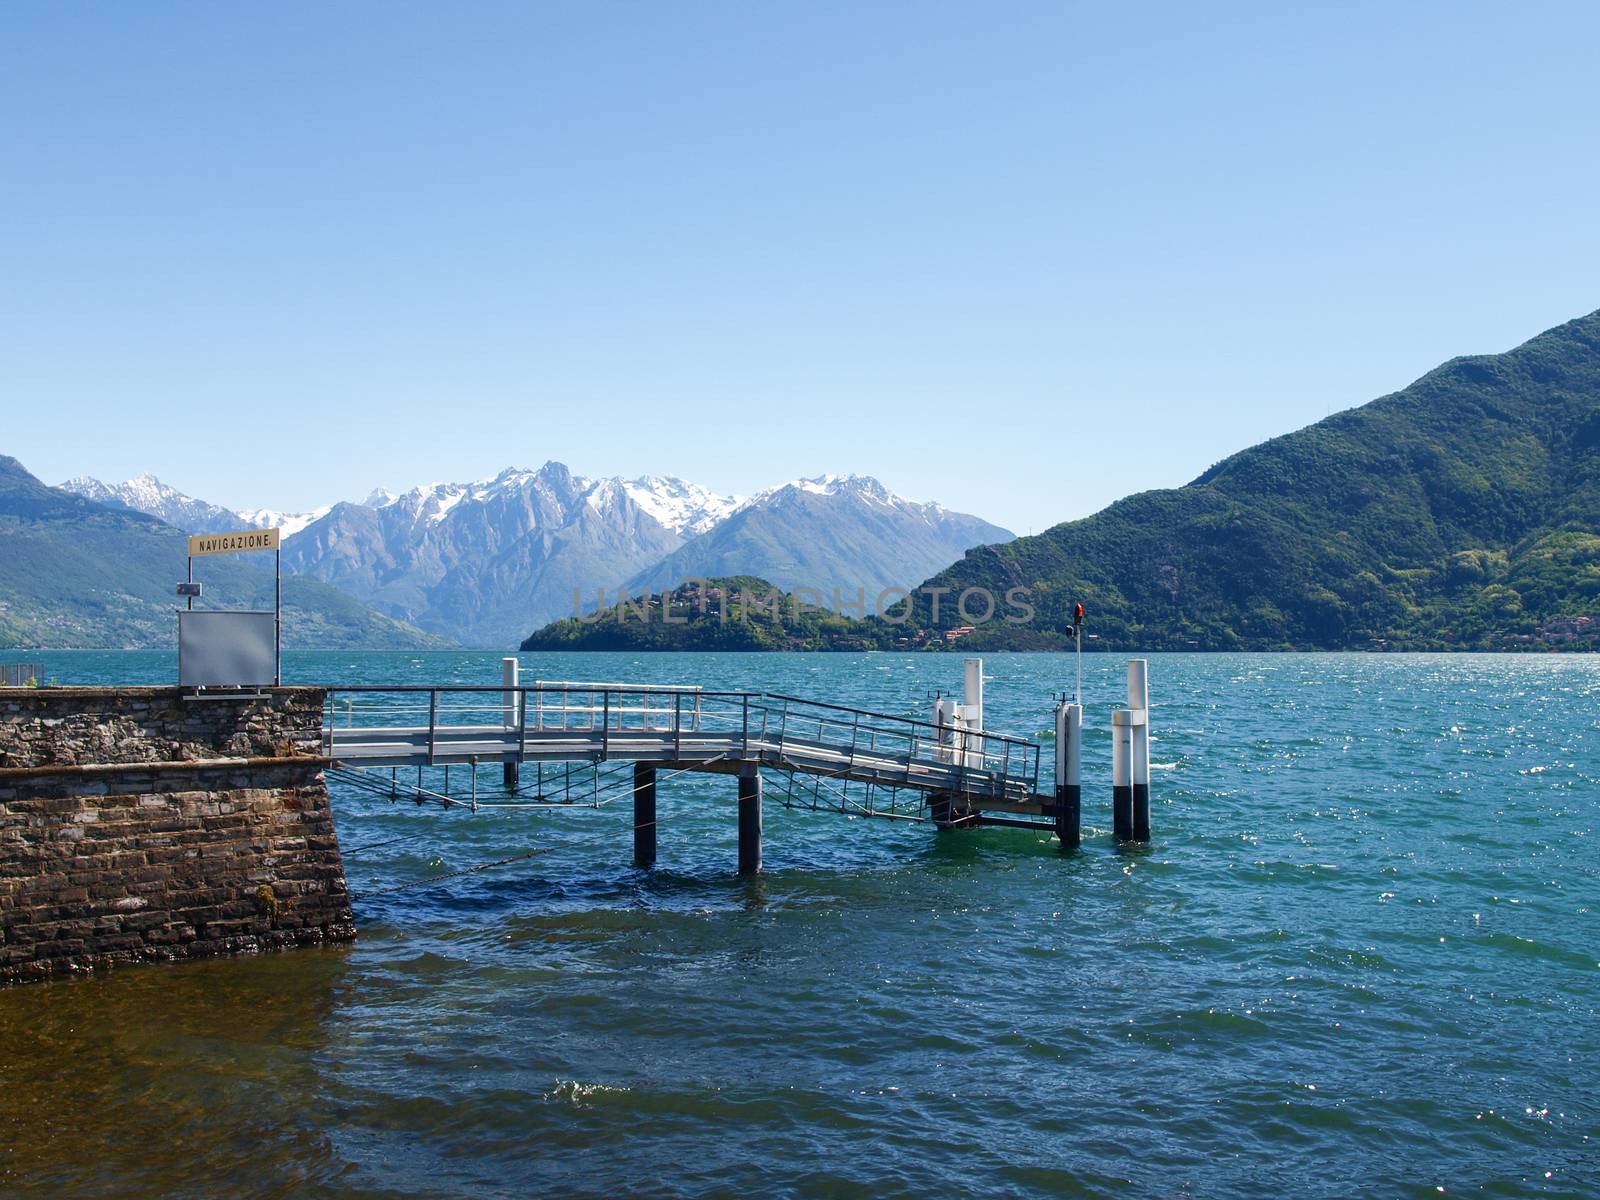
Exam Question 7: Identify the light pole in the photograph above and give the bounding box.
[1072,602,1084,705]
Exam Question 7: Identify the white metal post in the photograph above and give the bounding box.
[1127,659,1150,841]
[933,696,961,765]
[502,656,519,728]
[1054,700,1082,848]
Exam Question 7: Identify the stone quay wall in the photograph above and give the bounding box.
[0,687,354,984]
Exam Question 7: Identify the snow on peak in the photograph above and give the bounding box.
[60,475,116,502]
[119,473,183,508]
[621,475,740,535]
[368,464,738,537]
[236,505,333,539]
[742,473,907,511]
[60,472,249,534]
[369,463,588,524]
[58,470,337,538]
[56,462,978,553]
[383,481,469,523]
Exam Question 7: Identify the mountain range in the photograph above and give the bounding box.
[909,309,1600,651]
[0,458,445,650]
[58,465,1012,648]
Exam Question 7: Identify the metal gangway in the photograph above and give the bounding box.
[322,676,1066,873]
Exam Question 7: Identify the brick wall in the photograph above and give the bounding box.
[0,687,354,984]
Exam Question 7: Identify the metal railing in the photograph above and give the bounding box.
[0,663,44,687]
[322,682,1040,802]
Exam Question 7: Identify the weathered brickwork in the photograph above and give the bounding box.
[0,688,354,984]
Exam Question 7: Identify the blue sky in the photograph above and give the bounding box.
[4,1,1599,534]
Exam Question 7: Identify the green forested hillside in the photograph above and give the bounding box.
[909,311,1600,650]
[0,456,449,649]
[522,576,902,651]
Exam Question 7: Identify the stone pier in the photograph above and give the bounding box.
[0,687,353,984]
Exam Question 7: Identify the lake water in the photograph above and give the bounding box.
[1,651,1596,1198]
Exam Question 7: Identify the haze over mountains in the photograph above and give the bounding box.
[58,464,1013,648]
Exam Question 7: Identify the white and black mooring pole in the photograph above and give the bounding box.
[501,656,520,790]
[1054,697,1082,849]
[1111,659,1151,842]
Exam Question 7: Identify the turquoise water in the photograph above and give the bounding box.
[2,651,1596,1198]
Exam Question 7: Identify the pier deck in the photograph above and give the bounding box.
[323,682,1058,857]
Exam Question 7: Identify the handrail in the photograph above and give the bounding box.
[757,692,1038,748]
[320,683,743,697]
[321,682,1042,789]
[319,683,1030,751]
[536,678,704,693]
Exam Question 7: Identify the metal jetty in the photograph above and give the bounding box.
[320,656,1130,874]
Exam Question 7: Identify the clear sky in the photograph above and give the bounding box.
[4,1,1599,534]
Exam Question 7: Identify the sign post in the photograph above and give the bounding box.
[183,528,283,686]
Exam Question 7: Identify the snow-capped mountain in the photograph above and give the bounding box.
[625,473,1013,603]
[60,473,250,535]
[347,471,738,537]
[60,473,330,538]
[739,472,894,508]
[620,476,740,536]
[280,463,736,646]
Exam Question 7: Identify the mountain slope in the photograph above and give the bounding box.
[624,475,1013,603]
[60,473,244,534]
[910,310,1600,650]
[1,457,447,650]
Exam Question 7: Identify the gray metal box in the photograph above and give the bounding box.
[178,610,276,688]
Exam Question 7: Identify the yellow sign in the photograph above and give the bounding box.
[187,528,280,557]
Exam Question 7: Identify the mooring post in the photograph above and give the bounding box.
[1128,659,1151,841]
[934,696,961,766]
[962,657,985,769]
[1111,713,1133,841]
[963,657,984,731]
[1111,659,1151,842]
[502,656,520,790]
[1054,700,1082,849]
[634,762,657,868]
[737,766,762,875]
